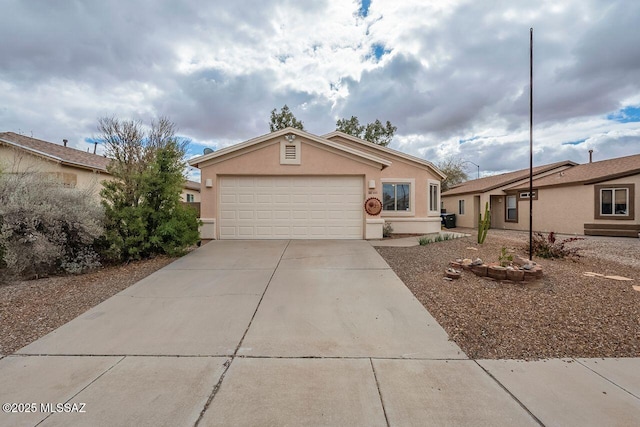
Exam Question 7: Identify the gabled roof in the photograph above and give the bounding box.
[0,132,110,172]
[323,131,446,179]
[442,160,577,196]
[509,153,640,190]
[188,127,392,169]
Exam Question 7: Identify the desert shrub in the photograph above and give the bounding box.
[531,231,583,259]
[0,173,104,280]
[382,222,393,238]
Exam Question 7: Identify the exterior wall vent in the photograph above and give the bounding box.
[280,140,301,165]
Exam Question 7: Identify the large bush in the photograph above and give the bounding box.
[0,173,104,280]
[99,116,200,261]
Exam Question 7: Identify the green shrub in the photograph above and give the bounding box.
[98,117,200,261]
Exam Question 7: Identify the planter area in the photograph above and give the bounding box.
[449,255,543,283]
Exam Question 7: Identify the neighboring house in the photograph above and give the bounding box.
[0,132,199,202]
[181,180,201,203]
[0,131,110,192]
[442,153,640,237]
[188,127,445,240]
[441,161,576,229]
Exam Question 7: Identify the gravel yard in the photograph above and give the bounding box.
[0,257,175,355]
[377,229,640,360]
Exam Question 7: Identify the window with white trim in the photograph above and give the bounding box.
[186,194,195,203]
[383,183,410,211]
[600,188,628,216]
[428,180,440,214]
[458,199,465,215]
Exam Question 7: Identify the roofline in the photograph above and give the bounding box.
[0,137,109,173]
[188,127,392,169]
[442,161,578,196]
[322,130,446,179]
[509,167,640,190]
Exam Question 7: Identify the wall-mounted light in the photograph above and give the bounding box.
[368,180,376,189]
[284,133,296,143]
[205,178,213,188]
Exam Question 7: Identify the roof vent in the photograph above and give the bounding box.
[63,139,68,147]
[589,149,593,163]
[285,145,297,160]
[203,148,214,155]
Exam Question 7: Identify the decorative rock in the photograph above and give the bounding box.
[522,263,534,270]
[488,266,507,280]
[506,268,525,281]
[523,268,538,281]
[471,264,488,277]
[445,268,461,279]
[471,258,484,266]
[449,261,462,269]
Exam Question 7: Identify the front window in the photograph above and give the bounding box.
[383,183,410,211]
[186,194,195,203]
[506,195,517,222]
[601,188,628,216]
[458,200,465,215]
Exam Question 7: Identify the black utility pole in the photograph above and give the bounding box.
[529,28,534,260]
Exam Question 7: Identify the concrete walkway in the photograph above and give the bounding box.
[1,240,639,426]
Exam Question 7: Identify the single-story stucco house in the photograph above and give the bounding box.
[442,153,640,237]
[188,127,446,240]
[0,131,199,201]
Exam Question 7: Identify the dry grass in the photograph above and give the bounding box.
[377,229,640,360]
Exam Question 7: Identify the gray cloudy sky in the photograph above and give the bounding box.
[2,0,639,180]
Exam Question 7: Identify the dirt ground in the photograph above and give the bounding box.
[377,229,640,359]
[0,257,175,355]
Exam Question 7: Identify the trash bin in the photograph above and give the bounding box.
[443,213,456,229]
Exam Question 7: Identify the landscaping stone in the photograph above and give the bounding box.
[506,268,525,281]
[487,266,507,280]
[471,265,488,277]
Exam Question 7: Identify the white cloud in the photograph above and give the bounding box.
[1,0,638,175]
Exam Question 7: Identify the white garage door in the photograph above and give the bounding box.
[219,176,364,239]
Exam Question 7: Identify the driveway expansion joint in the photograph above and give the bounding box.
[194,240,291,426]
[574,358,640,400]
[369,358,391,427]
[474,360,546,427]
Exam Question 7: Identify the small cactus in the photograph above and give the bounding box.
[478,202,490,244]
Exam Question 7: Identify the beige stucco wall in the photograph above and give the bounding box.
[490,175,640,235]
[196,134,443,238]
[0,145,109,195]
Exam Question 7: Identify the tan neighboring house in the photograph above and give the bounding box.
[442,154,640,237]
[182,180,201,203]
[0,132,110,192]
[0,132,200,201]
[188,127,446,240]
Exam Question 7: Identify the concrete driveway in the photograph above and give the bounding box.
[1,240,639,426]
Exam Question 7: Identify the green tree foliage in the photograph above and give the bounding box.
[437,157,469,192]
[335,116,397,146]
[269,104,304,131]
[99,116,200,261]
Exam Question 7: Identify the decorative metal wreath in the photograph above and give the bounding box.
[364,197,383,215]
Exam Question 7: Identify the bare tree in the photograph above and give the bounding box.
[438,157,469,192]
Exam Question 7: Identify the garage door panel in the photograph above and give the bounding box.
[219,176,363,239]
